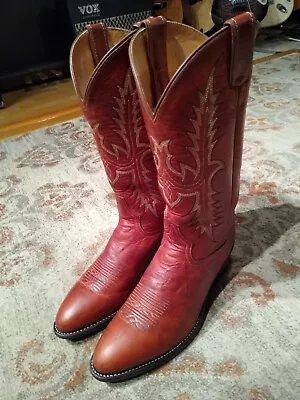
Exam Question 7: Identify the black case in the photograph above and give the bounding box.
[67,0,153,35]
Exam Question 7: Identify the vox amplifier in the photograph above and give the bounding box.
[67,0,153,35]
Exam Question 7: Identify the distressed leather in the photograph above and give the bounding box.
[55,24,165,336]
[92,14,257,375]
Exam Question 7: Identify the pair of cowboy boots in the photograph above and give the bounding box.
[54,13,257,382]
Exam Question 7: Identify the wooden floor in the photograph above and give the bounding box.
[0,79,81,140]
[0,49,298,141]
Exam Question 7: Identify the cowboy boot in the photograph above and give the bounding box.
[54,24,165,340]
[90,13,257,381]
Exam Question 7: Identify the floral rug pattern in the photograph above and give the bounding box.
[0,53,299,400]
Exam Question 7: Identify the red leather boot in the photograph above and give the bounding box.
[54,24,165,340]
[91,14,257,381]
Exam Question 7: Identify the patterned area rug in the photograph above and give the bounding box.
[1,53,299,400]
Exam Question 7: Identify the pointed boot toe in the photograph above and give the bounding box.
[54,283,116,341]
[90,318,156,381]
[89,299,186,382]
[91,334,127,377]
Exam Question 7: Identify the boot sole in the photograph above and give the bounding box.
[53,311,116,341]
[90,257,232,382]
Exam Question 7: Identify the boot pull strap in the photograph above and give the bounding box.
[225,12,258,88]
[140,16,169,103]
[87,23,110,66]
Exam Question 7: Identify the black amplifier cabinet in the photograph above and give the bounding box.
[67,0,153,35]
[0,0,73,93]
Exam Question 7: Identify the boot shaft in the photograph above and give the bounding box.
[70,24,165,233]
[129,14,257,257]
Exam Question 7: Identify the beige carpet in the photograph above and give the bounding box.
[1,53,300,400]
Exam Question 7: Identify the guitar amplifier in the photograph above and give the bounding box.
[67,0,153,35]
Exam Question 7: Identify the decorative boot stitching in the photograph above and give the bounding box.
[151,69,225,243]
[92,69,162,218]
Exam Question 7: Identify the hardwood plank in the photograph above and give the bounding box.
[254,48,300,65]
[0,79,81,140]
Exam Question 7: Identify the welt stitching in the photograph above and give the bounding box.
[54,312,116,336]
